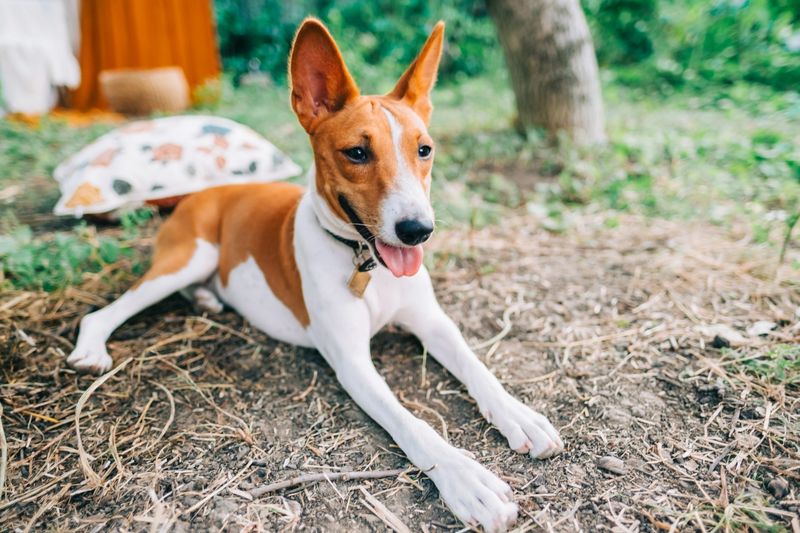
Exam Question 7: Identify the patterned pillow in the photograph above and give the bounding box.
[53,115,302,217]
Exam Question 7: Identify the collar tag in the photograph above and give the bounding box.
[349,243,374,296]
[347,268,371,297]
[324,229,375,297]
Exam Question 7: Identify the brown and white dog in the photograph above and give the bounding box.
[67,19,563,532]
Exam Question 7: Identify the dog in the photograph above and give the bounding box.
[67,18,564,532]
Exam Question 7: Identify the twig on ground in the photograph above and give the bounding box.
[471,302,527,351]
[359,486,412,533]
[191,316,261,345]
[248,468,407,498]
[291,370,318,402]
[75,357,133,487]
[108,420,125,478]
[137,381,176,456]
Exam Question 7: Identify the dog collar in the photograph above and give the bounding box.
[323,194,389,297]
[336,194,387,269]
[324,229,377,273]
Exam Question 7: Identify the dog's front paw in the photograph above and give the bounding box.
[428,450,518,532]
[67,343,113,374]
[484,395,564,459]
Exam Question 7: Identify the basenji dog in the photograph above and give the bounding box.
[67,18,563,532]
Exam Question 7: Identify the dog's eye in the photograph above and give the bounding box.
[418,145,433,159]
[343,146,369,164]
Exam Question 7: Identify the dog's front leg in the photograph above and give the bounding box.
[309,316,518,532]
[395,274,564,459]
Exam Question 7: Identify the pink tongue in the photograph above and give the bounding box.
[375,240,424,277]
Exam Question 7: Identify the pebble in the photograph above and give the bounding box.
[767,477,789,499]
[711,335,730,349]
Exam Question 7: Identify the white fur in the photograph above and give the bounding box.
[67,179,563,533]
[214,257,313,348]
[68,239,219,373]
[378,107,433,245]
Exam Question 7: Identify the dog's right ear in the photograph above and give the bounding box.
[289,18,360,133]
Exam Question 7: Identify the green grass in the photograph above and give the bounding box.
[742,344,800,387]
[0,210,152,291]
[1,72,799,290]
[0,118,113,178]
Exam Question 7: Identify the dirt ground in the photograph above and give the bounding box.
[1,209,798,532]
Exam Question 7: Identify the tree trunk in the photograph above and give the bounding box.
[486,0,606,144]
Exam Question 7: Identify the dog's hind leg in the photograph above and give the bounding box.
[68,230,219,374]
[181,284,224,314]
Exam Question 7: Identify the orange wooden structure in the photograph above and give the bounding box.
[71,0,221,110]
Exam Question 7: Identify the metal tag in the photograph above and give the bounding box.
[347,268,371,298]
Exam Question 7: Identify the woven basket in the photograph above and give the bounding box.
[99,67,189,115]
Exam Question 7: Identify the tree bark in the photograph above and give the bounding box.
[486,0,606,144]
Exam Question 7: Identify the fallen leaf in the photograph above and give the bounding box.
[597,455,627,475]
[697,324,746,345]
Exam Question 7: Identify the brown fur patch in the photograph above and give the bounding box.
[309,97,434,235]
[216,184,309,327]
[136,183,309,326]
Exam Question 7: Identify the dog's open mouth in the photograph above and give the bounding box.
[338,194,425,278]
[375,240,424,277]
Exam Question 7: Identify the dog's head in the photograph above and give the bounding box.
[289,18,444,278]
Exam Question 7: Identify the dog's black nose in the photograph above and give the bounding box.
[395,219,434,246]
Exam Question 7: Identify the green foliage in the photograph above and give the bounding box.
[741,345,800,387]
[585,0,800,91]
[546,102,799,229]
[120,208,155,239]
[0,209,152,292]
[213,0,799,93]
[1,224,113,291]
[213,0,503,89]
[588,0,657,64]
[0,119,113,183]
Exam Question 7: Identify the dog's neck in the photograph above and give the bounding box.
[307,165,363,243]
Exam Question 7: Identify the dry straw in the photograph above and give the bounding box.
[0,211,797,530]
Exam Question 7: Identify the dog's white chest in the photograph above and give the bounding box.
[214,257,313,348]
[213,193,428,351]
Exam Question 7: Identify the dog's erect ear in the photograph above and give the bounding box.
[289,18,360,133]
[388,21,445,124]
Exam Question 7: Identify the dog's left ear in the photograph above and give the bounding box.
[388,21,445,125]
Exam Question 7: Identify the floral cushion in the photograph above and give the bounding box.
[53,115,302,217]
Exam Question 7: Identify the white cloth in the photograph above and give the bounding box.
[0,0,80,114]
